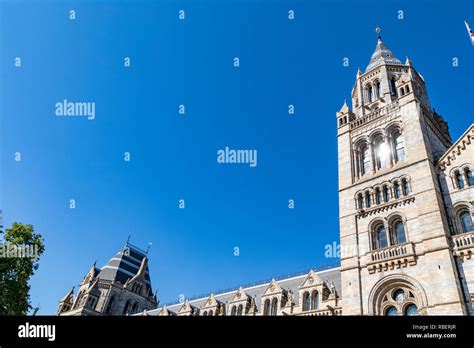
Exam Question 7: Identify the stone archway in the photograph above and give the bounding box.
[368,274,428,316]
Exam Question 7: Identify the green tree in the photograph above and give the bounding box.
[0,222,45,315]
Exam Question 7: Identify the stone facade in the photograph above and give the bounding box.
[337,30,473,316]
[58,30,473,317]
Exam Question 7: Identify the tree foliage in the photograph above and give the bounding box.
[0,222,45,315]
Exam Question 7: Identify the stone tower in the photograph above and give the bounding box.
[337,28,468,315]
[57,241,157,316]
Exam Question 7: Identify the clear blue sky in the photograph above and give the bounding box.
[1,0,472,314]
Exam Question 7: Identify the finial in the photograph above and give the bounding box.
[126,233,131,244]
[375,25,381,40]
[146,242,152,255]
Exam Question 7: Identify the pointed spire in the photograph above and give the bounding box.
[356,67,361,77]
[365,27,402,73]
[405,56,412,66]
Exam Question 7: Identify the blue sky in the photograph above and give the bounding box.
[1,0,472,314]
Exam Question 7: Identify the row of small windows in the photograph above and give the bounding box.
[302,291,319,312]
[453,168,474,190]
[355,129,405,178]
[399,84,410,96]
[357,179,410,210]
[131,283,144,294]
[371,218,407,250]
[364,78,399,104]
[229,304,245,316]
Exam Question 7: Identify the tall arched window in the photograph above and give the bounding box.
[270,298,278,316]
[122,300,131,315]
[459,211,473,233]
[263,299,270,316]
[358,194,364,209]
[302,292,310,311]
[455,171,465,189]
[105,296,115,314]
[394,182,401,199]
[375,137,389,169]
[393,131,405,161]
[465,168,474,186]
[390,78,397,96]
[375,81,382,99]
[383,185,391,202]
[367,85,373,103]
[365,191,372,208]
[402,179,410,195]
[209,310,214,316]
[203,311,208,316]
[391,220,406,245]
[237,304,243,316]
[374,224,388,249]
[375,188,382,205]
[361,145,371,175]
[312,291,319,310]
[230,306,236,316]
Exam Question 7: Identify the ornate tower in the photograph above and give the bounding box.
[337,28,466,315]
[57,241,157,316]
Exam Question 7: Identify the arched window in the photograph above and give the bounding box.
[365,191,371,208]
[375,188,382,205]
[203,311,208,316]
[385,306,398,316]
[263,299,270,316]
[237,304,243,316]
[302,292,310,311]
[405,304,418,316]
[405,85,410,93]
[209,310,214,316]
[459,211,473,233]
[394,182,401,199]
[271,298,278,316]
[312,291,319,310]
[358,194,364,209]
[230,306,236,316]
[374,224,388,249]
[402,179,410,195]
[375,137,389,169]
[455,171,465,189]
[367,85,373,103]
[390,78,397,96]
[391,220,406,245]
[105,296,115,314]
[400,88,405,96]
[393,131,405,161]
[122,300,131,315]
[383,185,391,202]
[361,145,371,175]
[131,302,139,314]
[375,81,382,99]
[465,168,474,186]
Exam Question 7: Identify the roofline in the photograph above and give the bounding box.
[437,123,474,164]
[150,266,341,313]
